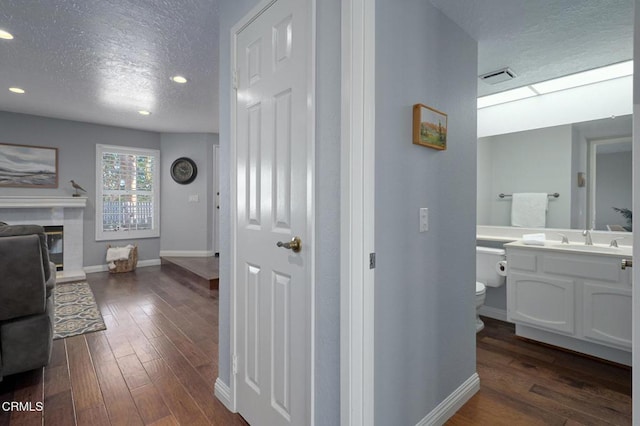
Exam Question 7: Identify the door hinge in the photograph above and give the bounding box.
[369,253,376,269]
[232,68,239,90]
[232,354,238,374]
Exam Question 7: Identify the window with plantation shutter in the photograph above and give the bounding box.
[96,144,160,241]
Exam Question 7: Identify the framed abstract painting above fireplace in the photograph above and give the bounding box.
[0,143,58,188]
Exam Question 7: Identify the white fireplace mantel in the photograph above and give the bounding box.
[0,195,87,209]
[0,196,87,283]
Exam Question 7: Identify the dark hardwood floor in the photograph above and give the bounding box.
[0,268,632,425]
[0,266,246,426]
[448,317,632,425]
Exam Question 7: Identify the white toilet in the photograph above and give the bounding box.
[475,246,507,332]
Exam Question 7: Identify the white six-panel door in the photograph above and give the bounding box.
[234,0,312,424]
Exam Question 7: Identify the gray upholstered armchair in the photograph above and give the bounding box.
[0,224,56,380]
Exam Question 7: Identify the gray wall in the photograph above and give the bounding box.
[595,152,633,230]
[570,126,588,229]
[160,133,218,252]
[477,138,492,225]
[218,1,342,424]
[375,1,477,424]
[0,111,161,266]
[478,125,573,228]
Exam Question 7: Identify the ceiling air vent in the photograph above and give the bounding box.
[479,67,517,85]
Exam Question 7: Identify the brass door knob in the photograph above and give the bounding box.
[276,236,302,253]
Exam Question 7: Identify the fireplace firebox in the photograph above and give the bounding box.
[44,225,63,271]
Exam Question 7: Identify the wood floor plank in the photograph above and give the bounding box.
[104,329,136,359]
[147,335,226,419]
[93,359,145,425]
[86,334,145,425]
[448,317,631,425]
[142,358,210,426]
[530,383,631,425]
[65,336,104,411]
[75,404,111,426]
[43,390,76,426]
[8,369,43,426]
[116,354,152,391]
[147,415,180,426]
[130,384,173,425]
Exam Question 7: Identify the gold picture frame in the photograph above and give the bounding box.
[413,104,447,150]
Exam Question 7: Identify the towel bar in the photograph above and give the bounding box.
[498,192,559,199]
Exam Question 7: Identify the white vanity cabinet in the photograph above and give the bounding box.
[505,242,632,365]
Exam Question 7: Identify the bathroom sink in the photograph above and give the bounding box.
[547,243,632,256]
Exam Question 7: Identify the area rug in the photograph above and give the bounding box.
[53,282,106,340]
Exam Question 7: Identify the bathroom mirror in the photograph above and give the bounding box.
[477,114,632,231]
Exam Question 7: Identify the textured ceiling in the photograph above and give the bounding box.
[0,0,219,133]
[0,1,635,132]
[431,0,635,96]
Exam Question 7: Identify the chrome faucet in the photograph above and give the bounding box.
[610,237,625,248]
[557,233,569,244]
[582,230,593,246]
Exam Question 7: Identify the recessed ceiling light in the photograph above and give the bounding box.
[9,87,25,94]
[138,110,151,116]
[171,75,188,84]
[0,29,14,40]
[477,86,537,109]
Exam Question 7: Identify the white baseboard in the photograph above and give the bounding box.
[159,250,215,257]
[416,373,480,426]
[478,305,508,322]
[214,378,235,412]
[84,258,161,274]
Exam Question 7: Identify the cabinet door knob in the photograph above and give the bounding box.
[621,259,633,270]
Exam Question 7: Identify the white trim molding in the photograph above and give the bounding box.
[478,306,508,322]
[159,250,215,257]
[340,0,375,425]
[214,378,235,412]
[84,258,161,274]
[0,196,87,208]
[416,373,480,426]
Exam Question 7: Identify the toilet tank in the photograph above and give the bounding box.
[476,246,506,287]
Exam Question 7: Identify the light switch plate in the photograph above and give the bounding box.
[419,208,429,232]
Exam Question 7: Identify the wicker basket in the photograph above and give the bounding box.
[107,244,138,273]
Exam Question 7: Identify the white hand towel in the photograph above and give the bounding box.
[511,193,548,228]
[522,233,546,246]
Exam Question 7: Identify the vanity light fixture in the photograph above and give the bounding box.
[9,87,25,94]
[171,75,188,84]
[0,29,13,40]
[531,60,633,94]
[138,110,151,116]
[477,86,537,109]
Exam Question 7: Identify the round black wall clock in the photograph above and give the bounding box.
[170,157,198,184]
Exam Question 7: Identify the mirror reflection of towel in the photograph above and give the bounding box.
[511,193,548,227]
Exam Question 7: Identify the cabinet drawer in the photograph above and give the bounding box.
[507,252,537,272]
[543,255,624,283]
[508,272,575,335]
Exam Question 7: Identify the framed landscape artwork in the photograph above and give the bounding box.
[413,103,448,150]
[0,143,58,188]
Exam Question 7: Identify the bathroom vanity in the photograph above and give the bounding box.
[505,241,633,365]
